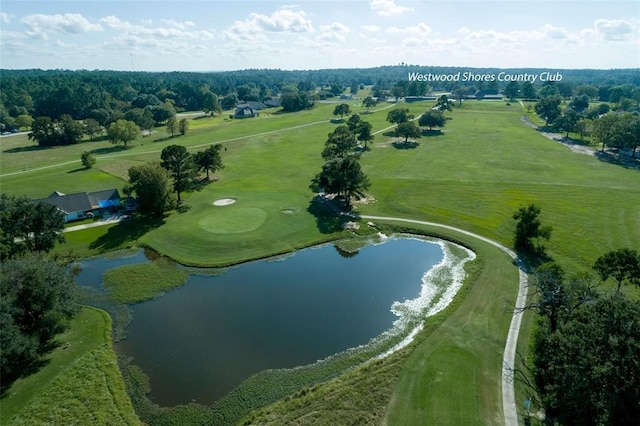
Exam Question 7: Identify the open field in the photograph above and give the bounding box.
[0,307,139,425]
[2,100,638,424]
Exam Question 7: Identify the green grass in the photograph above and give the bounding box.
[0,307,139,425]
[51,216,163,261]
[358,102,640,272]
[2,100,639,424]
[102,257,188,303]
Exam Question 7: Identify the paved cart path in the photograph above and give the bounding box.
[360,214,527,426]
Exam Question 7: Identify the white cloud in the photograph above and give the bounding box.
[225,8,313,41]
[594,18,634,41]
[387,23,432,36]
[319,22,349,33]
[1,12,11,24]
[21,13,102,38]
[318,22,350,43]
[161,19,196,30]
[370,0,413,17]
[99,15,215,41]
[360,24,381,32]
[543,24,568,39]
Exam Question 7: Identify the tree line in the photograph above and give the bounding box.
[2,67,638,134]
[0,194,77,391]
[533,87,640,157]
[512,204,640,424]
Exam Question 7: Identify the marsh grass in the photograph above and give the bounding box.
[102,257,188,304]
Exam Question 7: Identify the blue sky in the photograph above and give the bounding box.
[1,0,638,71]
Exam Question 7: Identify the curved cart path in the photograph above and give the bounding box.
[359,214,527,426]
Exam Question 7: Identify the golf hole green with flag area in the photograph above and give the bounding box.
[141,190,329,267]
[199,201,268,234]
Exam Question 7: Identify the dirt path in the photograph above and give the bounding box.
[359,214,527,426]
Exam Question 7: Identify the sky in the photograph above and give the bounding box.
[0,0,638,72]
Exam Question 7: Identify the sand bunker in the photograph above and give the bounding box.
[212,198,236,206]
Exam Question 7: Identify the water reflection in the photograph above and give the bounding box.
[80,238,443,407]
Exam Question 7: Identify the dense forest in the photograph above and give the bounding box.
[1,66,639,132]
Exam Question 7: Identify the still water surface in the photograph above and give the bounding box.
[79,238,443,406]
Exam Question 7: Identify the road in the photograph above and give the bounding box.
[359,214,528,426]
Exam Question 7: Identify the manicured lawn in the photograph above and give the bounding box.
[51,216,163,260]
[358,102,640,271]
[2,100,638,424]
[0,307,139,425]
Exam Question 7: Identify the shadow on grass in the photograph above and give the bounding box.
[421,129,444,137]
[0,341,57,396]
[89,216,164,252]
[192,114,214,120]
[89,145,129,155]
[153,135,179,143]
[514,244,554,271]
[595,150,640,171]
[307,196,347,234]
[392,140,420,149]
[3,144,51,154]
[67,167,88,173]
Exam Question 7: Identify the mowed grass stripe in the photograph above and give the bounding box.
[379,223,516,426]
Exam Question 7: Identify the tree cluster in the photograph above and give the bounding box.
[527,254,640,424]
[0,193,66,260]
[1,255,80,388]
[127,144,224,214]
[0,195,78,389]
[592,112,640,156]
[280,92,314,112]
[316,116,371,207]
[511,202,640,423]
[533,89,640,157]
[385,104,448,146]
[27,114,84,146]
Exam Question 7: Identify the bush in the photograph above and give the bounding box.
[81,151,96,169]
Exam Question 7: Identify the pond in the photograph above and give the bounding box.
[77,237,447,407]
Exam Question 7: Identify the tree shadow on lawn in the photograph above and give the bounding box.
[421,129,444,137]
[153,135,180,143]
[0,341,57,396]
[67,167,87,173]
[88,216,164,252]
[89,145,129,155]
[392,140,420,149]
[307,196,349,234]
[595,150,640,171]
[3,144,51,154]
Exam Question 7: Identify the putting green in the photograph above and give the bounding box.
[198,207,268,234]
